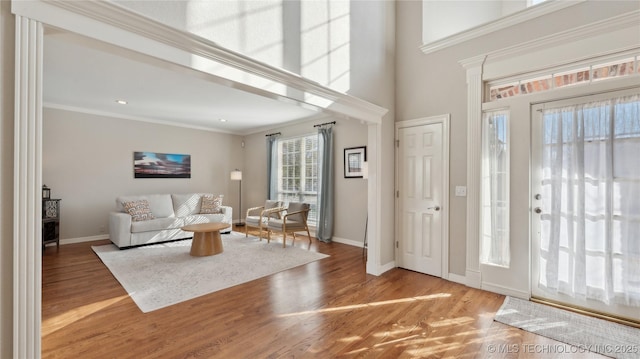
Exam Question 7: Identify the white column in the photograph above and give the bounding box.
[366,122,382,275]
[13,15,43,359]
[460,56,485,288]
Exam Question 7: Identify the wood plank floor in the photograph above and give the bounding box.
[42,228,606,358]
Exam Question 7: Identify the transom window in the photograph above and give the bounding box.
[488,55,640,101]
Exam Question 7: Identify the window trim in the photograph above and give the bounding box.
[275,133,320,226]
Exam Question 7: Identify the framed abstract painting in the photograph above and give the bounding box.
[134,151,191,178]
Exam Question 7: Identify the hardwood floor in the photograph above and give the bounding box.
[42,228,605,358]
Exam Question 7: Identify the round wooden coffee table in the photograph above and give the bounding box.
[181,223,231,256]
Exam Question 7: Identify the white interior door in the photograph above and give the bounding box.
[397,122,444,276]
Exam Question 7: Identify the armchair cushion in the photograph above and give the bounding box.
[264,200,282,218]
[284,202,310,223]
[267,218,306,231]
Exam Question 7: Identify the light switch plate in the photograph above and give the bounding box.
[455,186,467,197]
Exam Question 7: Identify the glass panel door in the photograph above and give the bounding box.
[531,90,640,321]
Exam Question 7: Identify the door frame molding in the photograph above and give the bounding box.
[395,114,450,279]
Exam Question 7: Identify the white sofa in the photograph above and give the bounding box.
[109,193,232,248]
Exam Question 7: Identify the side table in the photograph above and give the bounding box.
[43,198,61,251]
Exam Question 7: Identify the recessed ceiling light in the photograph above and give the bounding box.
[219,118,227,122]
[116,99,128,105]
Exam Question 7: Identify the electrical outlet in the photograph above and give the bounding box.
[99,226,106,233]
[455,186,467,197]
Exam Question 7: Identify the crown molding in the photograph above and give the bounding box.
[15,0,387,123]
[42,103,237,134]
[483,9,640,63]
[421,0,585,55]
[459,9,640,78]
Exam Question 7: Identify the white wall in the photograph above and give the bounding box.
[43,108,242,240]
[243,117,369,244]
[423,0,503,44]
[0,1,14,356]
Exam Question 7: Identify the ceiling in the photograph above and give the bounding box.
[43,30,322,135]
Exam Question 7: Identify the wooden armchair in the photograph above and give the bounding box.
[266,202,312,248]
[245,200,282,239]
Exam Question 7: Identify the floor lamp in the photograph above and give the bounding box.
[230,169,244,226]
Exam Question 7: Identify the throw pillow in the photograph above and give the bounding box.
[122,200,155,222]
[200,195,223,214]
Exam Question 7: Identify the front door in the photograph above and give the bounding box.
[397,122,444,276]
[531,90,640,321]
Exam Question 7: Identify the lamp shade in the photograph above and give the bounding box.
[230,170,242,181]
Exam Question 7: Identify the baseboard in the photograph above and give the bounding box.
[482,281,529,299]
[379,261,396,274]
[331,236,364,248]
[465,269,482,288]
[366,260,396,276]
[447,273,467,285]
[53,234,110,246]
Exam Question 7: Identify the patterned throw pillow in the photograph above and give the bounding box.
[200,195,223,214]
[122,200,155,222]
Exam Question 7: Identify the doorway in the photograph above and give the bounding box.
[395,115,449,277]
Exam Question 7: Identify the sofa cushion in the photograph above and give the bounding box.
[122,200,155,222]
[117,194,174,218]
[172,193,203,217]
[200,195,224,214]
[131,217,185,233]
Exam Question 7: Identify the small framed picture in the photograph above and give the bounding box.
[344,146,366,178]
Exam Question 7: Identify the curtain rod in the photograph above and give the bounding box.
[265,132,281,137]
[313,121,336,128]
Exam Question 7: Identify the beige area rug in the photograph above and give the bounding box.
[495,296,640,359]
[92,231,328,313]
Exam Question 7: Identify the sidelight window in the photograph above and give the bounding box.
[481,110,511,267]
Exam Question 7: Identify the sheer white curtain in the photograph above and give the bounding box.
[539,94,640,307]
[481,110,510,267]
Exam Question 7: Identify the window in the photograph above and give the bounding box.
[481,110,510,267]
[528,0,549,7]
[487,55,639,101]
[276,134,319,226]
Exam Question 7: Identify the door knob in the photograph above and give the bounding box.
[534,207,542,214]
[428,206,440,211]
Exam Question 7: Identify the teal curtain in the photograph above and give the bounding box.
[317,127,334,242]
[266,135,279,200]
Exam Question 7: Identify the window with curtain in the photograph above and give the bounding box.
[539,94,640,306]
[481,110,510,267]
[276,134,319,226]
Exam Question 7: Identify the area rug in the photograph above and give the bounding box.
[92,231,328,313]
[495,296,640,359]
